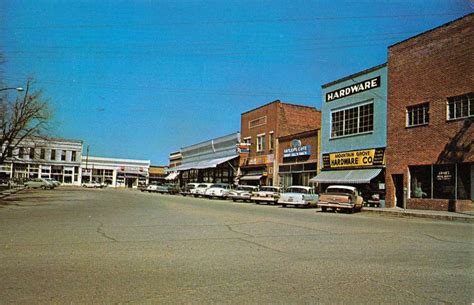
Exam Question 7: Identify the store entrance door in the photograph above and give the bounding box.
[126,178,136,188]
[292,173,301,186]
[392,174,404,208]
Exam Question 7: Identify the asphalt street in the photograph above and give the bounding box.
[0,187,472,304]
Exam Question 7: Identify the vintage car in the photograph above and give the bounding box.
[190,183,214,197]
[155,184,180,195]
[82,181,104,188]
[204,183,233,199]
[317,185,364,213]
[44,178,61,187]
[278,186,318,208]
[24,178,55,189]
[180,183,200,196]
[143,184,160,192]
[228,185,258,202]
[251,186,282,205]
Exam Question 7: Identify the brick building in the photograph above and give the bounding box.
[239,100,321,186]
[385,14,473,211]
[278,129,319,187]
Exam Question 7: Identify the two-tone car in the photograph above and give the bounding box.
[228,185,258,202]
[190,183,214,197]
[278,186,319,208]
[318,185,363,213]
[180,182,200,196]
[204,183,233,199]
[24,178,55,189]
[251,186,282,205]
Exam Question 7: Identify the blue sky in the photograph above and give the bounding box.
[1,0,471,165]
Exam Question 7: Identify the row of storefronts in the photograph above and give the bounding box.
[167,14,473,211]
[0,138,151,188]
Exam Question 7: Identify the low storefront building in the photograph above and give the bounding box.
[386,14,473,211]
[0,137,83,185]
[278,129,319,187]
[149,165,168,184]
[171,132,240,186]
[312,64,388,205]
[81,156,150,188]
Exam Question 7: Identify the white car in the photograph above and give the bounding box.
[24,178,55,189]
[251,186,282,205]
[228,185,259,202]
[204,183,233,199]
[190,183,214,197]
[82,181,103,188]
[44,178,61,187]
[180,183,200,196]
[278,186,319,208]
[144,184,160,192]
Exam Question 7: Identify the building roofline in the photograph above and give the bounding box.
[322,63,387,89]
[278,128,320,141]
[241,100,318,116]
[180,131,240,151]
[388,13,473,49]
[81,155,151,164]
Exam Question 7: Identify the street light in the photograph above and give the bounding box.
[0,87,24,92]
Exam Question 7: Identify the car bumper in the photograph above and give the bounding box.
[318,202,354,209]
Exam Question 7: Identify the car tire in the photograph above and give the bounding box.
[282,204,286,208]
[321,207,327,212]
[232,199,236,202]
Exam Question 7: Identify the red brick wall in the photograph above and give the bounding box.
[385,14,474,209]
[241,101,321,160]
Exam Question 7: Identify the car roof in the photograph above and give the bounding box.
[327,185,357,190]
[286,186,311,189]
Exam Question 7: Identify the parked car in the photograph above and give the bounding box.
[190,183,214,197]
[143,184,160,192]
[228,185,258,202]
[155,184,180,195]
[44,178,61,187]
[82,181,104,188]
[278,186,318,208]
[318,185,363,213]
[24,178,55,189]
[180,183,200,196]
[204,183,233,199]
[251,186,282,205]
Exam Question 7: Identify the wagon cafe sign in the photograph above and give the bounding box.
[325,76,381,102]
[283,139,311,158]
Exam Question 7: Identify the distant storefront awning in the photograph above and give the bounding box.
[171,155,238,171]
[164,172,179,180]
[310,168,382,184]
[239,174,263,181]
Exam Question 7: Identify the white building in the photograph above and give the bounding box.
[81,156,150,188]
[0,137,83,185]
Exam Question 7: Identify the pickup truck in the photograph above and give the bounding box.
[317,185,363,213]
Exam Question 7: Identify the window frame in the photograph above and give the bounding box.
[330,101,374,139]
[406,102,430,127]
[447,92,473,121]
[256,134,265,152]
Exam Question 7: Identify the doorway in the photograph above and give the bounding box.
[392,174,404,208]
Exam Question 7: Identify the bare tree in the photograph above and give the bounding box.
[0,79,51,164]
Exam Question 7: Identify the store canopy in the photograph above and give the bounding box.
[239,174,263,181]
[170,155,238,171]
[309,168,382,184]
[164,172,179,180]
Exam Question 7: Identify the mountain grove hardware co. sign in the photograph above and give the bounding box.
[322,147,385,169]
[325,76,381,102]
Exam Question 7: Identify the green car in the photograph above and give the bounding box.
[24,178,55,189]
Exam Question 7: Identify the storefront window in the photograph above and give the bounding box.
[410,165,431,198]
[457,163,472,200]
[433,164,455,199]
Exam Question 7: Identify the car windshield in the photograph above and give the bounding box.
[261,187,277,192]
[286,187,309,194]
[198,184,209,188]
[237,186,255,191]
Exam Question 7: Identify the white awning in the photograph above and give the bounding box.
[164,172,179,180]
[169,155,238,171]
[309,168,382,184]
[239,174,263,181]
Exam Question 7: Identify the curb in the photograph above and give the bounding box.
[362,209,474,224]
[0,187,25,199]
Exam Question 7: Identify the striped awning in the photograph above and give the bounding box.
[309,168,382,184]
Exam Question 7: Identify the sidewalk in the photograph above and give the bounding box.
[0,186,25,199]
[363,206,474,223]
